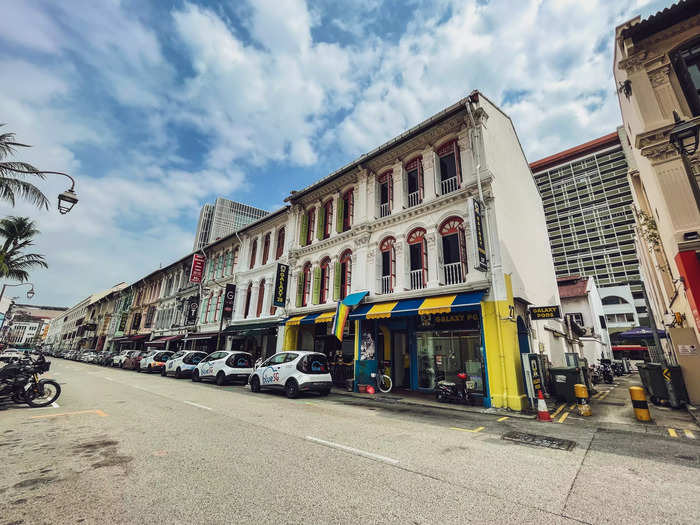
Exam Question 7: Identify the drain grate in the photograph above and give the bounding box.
[502,431,576,451]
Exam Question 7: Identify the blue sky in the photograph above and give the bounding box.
[0,0,671,306]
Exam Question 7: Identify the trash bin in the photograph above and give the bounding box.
[549,367,580,403]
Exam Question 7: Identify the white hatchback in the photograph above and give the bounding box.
[162,350,207,379]
[112,350,130,367]
[192,351,254,386]
[139,350,173,373]
[249,351,332,398]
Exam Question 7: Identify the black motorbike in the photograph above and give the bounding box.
[435,372,473,404]
[0,352,61,407]
[589,365,601,385]
[599,361,614,384]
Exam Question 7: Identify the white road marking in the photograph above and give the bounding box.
[184,401,213,411]
[305,436,399,465]
[51,402,60,408]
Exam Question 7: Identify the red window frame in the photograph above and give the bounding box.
[262,233,270,265]
[379,237,396,293]
[205,292,213,323]
[407,227,428,286]
[436,140,462,184]
[439,216,467,276]
[244,283,252,319]
[343,190,354,231]
[320,257,331,303]
[404,157,424,203]
[302,262,312,307]
[306,208,315,246]
[323,200,333,239]
[275,228,285,260]
[378,171,393,213]
[256,279,265,317]
[249,240,257,269]
[214,290,222,322]
[340,250,352,299]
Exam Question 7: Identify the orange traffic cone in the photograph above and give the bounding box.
[536,390,552,422]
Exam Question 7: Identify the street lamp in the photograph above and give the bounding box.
[3,165,79,214]
[669,111,700,208]
[0,282,36,304]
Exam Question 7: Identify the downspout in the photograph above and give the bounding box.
[466,99,509,408]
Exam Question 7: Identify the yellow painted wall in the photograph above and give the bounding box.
[481,274,527,410]
[282,325,298,350]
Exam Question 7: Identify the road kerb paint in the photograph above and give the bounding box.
[450,426,485,433]
[306,436,399,465]
[551,404,566,418]
[558,411,570,424]
[184,401,213,411]
[592,392,602,400]
[497,416,509,422]
[667,428,678,438]
[31,409,107,419]
[684,429,696,439]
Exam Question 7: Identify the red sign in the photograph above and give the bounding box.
[189,254,206,283]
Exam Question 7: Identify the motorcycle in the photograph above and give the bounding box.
[435,372,474,404]
[589,365,601,385]
[599,361,614,384]
[0,352,61,407]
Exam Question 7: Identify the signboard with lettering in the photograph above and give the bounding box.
[273,263,290,307]
[189,254,206,283]
[186,295,200,326]
[468,197,488,271]
[417,312,480,331]
[222,284,236,320]
[118,313,128,332]
[529,306,561,320]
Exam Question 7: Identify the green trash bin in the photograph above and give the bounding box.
[549,366,580,403]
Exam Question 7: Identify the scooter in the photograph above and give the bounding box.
[435,372,473,404]
[0,352,61,407]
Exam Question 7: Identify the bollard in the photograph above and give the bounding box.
[629,386,651,422]
[574,383,592,416]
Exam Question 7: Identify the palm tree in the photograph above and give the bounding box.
[0,126,50,210]
[0,216,48,281]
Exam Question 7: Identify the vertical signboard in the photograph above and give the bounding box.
[189,254,206,283]
[273,263,290,307]
[222,284,236,320]
[185,295,200,326]
[468,197,488,271]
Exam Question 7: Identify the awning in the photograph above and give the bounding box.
[110,336,128,343]
[183,332,218,341]
[286,315,305,326]
[285,311,336,326]
[314,311,335,323]
[223,321,281,335]
[349,291,485,321]
[129,335,148,342]
[146,335,185,346]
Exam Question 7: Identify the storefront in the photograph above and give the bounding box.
[146,334,186,352]
[223,321,282,363]
[183,332,219,354]
[111,334,148,352]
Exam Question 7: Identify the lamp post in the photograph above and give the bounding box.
[0,282,36,339]
[669,111,700,209]
[3,166,79,214]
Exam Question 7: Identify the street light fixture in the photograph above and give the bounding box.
[3,165,79,214]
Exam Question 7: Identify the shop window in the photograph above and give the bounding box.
[256,279,265,317]
[320,257,331,303]
[249,240,258,269]
[379,237,396,294]
[275,227,285,260]
[233,246,240,269]
[437,140,462,195]
[340,250,352,299]
[262,233,271,265]
[378,171,393,217]
[244,283,252,319]
[672,38,700,116]
[407,228,427,290]
[439,216,467,285]
[417,331,483,392]
[405,157,423,207]
[338,189,354,232]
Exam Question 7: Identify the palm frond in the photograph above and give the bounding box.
[0,178,50,209]
[0,162,44,178]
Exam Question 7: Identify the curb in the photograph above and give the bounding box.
[330,388,536,420]
[686,404,700,428]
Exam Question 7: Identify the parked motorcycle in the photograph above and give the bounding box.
[0,352,61,407]
[599,361,614,384]
[589,365,601,385]
[435,372,474,404]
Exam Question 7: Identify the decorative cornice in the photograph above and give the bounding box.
[648,63,671,87]
[618,50,649,72]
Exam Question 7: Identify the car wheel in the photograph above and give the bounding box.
[250,375,261,393]
[119,362,123,368]
[175,367,182,379]
[285,379,299,399]
[136,366,141,373]
[192,369,200,382]
[216,372,226,386]
[147,365,152,374]
[160,367,167,377]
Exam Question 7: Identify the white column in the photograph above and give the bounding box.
[234,285,247,320]
[426,230,440,288]
[357,170,369,222]
[392,161,405,211]
[395,242,406,292]
[422,147,438,201]
[264,279,274,317]
[249,280,260,319]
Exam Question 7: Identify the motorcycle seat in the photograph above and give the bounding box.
[437,381,456,387]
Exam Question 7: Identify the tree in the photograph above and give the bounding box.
[0,216,48,281]
[0,126,50,210]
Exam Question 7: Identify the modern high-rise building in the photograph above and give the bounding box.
[530,130,648,332]
[193,198,268,251]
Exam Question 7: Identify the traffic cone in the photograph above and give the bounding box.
[536,390,552,422]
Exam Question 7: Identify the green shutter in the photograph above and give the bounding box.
[317,209,324,240]
[296,276,304,307]
[333,262,341,301]
[312,266,321,304]
[336,196,344,233]
[300,213,308,246]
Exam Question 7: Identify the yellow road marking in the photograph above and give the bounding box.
[497,416,509,422]
[31,409,108,419]
[305,402,317,406]
[450,426,485,433]
[592,392,602,399]
[683,429,695,439]
[569,404,576,410]
[599,391,610,400]
[667,428,678,438]
[551,404,566,418]
[558,411,570,424]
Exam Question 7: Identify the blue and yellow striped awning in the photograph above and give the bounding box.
[348,291,485,321]
[285,311,336,326]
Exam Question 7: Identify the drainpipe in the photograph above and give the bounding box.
[466,98,509,408]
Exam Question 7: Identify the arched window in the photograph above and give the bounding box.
[320,257,331,303]
[232,246,240,269]
[256,279,265,317]
[321,200,333,240]
[340,189,354,232]
[405,157,423,207]
[407,228,427,290]
[275,227,285,260]
[249,239,257,269]
[602,296,629,305]
[339,250,352,299]
[380,237,396,294]
[436,140,462,195]
[439,216,467,285]
[244,283,252,319]
[671,37,700,116]
[378,171,393,217]
[262,233,271,265]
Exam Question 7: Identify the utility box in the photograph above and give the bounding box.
[637,363,689,408]
[549,366,579,403]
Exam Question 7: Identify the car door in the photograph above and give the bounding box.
[167,352,183,372]
[260,353,288,388]
[276,353,299,386]
[200,352,223,378]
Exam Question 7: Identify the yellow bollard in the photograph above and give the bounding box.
[574,384,592,416]
[629,386,651,422]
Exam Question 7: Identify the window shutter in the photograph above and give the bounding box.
[336,196,344,233]
[333,262,341,301]
[389,176,394,211]
[317,208,324,240]
[458,225,468,279]
[418,162,424,201]
[422,240,428,285]
[454,141,462,185]
[437,237,445,285]
[296,276,304,307]
[300,213,308,246]
[313,266,321,304]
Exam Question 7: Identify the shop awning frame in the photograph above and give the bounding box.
[182,332,219,341]
[285,310,336,326]
[348,291,485,321]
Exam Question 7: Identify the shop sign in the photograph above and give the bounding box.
[418,312,480,331]
[222,284,236,320]
[189,254,206,283]
[273,263,290,307]
[469,197,488,271]
[529,306,561,320]
[186,295,200,326]
[118,313,128,332]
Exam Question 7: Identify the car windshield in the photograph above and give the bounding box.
[228,354,252,368]
[184,352,206,365]
[171,351,185,360]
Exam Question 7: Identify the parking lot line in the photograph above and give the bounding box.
[184,401,212,411]
[568,404,576,410]
[558,411,570,424]
[684,429,695,439]
[31,409,107,419]
[667,428,678,438]
[450,426,485,433]
[306,436,399,465]
[497,416,509,422]
[551,404,566,418]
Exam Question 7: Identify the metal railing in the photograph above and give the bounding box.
[407,191,421,207]
[381,275,393,294]
[379,202,390,217]
[441,176,459,195]
[443,262,464,285]
[410,269,425,290]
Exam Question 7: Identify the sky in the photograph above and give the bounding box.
[0,0,672,307]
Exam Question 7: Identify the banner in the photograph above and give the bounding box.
[186,295,200,326]
[529,305,561,320]
[222,284,236,320]
[469,197,488,271]
[273,263,290,307]
[189,254,206,283]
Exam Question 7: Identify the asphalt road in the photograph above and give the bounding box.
[1,359,699,524]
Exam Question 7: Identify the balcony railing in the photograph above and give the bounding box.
[443,262,465,285]
[410,269,425,290]
[379,202,390,217]
[441,176,459,195]
[407,191,421,207]
[381,275,393,294]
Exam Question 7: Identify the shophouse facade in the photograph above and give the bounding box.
[282,92,566,411]
[614,1,700,402]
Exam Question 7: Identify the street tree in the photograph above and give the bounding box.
[0,216,48,281]
[0,126,50,210]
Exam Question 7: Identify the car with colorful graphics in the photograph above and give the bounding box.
[162,350,207,379]
[249,351,332,398]
[112,350,131,367]
[139,351,173,373]
[123,350,149,371]
[191,351,254,386]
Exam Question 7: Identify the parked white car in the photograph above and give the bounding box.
[192,351,254,386]
[139,351,173,373]
[249,351,332,398]
[112,350,131,367]
[81,351,98,363]
[162,351,207,379]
